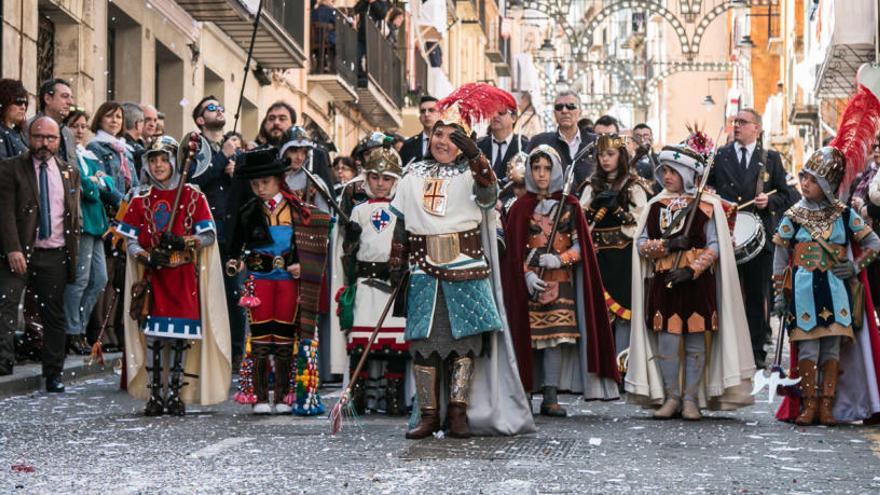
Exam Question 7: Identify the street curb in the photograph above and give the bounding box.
[0,352,122,397]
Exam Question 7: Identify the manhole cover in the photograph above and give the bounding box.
[401,437,591,460]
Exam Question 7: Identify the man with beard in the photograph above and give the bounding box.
[188,95,247,369]
[0,117,80,388]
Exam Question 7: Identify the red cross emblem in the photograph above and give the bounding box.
[422,178,449,216]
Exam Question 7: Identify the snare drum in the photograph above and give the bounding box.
[733,211,765,264]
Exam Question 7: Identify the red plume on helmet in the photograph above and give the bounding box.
[435,82,517,134]
[828,64,880,194]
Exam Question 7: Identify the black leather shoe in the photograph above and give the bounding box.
[46,374,65,393]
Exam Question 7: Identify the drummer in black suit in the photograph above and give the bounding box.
[527,90,597,188]
[706,108,798,368]
[399,95,439,167]
[477,104,529,201]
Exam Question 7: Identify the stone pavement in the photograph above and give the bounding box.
[0,353,121,398]
[1,373,880,494]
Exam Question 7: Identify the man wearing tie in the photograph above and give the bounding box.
[477,104,530,200]
[527,90,597,188]
[706,109,795,368]
[0,117,80,389]
[399,96,439,167]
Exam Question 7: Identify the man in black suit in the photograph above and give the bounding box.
[527,90,596,187]
[477,104,529,200]
[706,108,799,367]
[399,96,439,167]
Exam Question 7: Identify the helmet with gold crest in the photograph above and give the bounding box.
[801,64,880,202]
[361,145,403,198]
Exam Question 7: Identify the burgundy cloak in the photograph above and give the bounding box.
[501,191,620,392]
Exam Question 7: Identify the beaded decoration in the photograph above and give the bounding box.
[232,336,256,405]
[292,338,325,416]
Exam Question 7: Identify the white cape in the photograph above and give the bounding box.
[625,191,756,410]
[124,241,232,405]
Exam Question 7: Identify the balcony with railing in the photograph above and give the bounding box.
[309,16,358,101]
[175,0,306,68]
[356,18,404,128]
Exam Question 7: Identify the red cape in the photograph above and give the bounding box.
[501,191,620,392]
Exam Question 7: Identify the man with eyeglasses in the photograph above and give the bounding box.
[527,90,597,188]
[477,103,530,200]
[399,95,439,167]
[188,95,247,369]
[706,108,797,368]
[0,117,81,389]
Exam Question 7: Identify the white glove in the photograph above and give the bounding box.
[538,253,563,269]
[525,271,548,296]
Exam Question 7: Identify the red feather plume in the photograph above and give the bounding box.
[436,83,517,129]
[830,84,880,194]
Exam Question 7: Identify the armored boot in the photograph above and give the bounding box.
[795,359,819,426]
[252,345,272,414]
[447,356,474,439]
[540,386,567,417]
[385,374,407,416]
[654,353,681,419]
[165,340,188,416]
[681,349,705,421]
[144,340,164,417]
[819,359,840,426]
[405,364,440,439]
[273,348,294,414]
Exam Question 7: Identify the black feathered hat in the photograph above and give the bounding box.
[235,148,287,180]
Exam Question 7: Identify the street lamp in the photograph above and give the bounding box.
[538,37,555,61]
[738,34,755,49]
[702,94,716,110]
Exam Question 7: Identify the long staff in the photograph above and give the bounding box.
[329,282,404,434]
[232,0,265,133]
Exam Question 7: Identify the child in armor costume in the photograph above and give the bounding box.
[339,146,409,415]
[628,144,755,420]
[502,145,620,416]
[280,126,331,212]
[119,141,231,416]
[227,149,332,415]
[580,134,649,359]
[772,149,880,426]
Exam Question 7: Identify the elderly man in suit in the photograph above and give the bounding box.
[477,104,530,200]
[0,117,80,390]
[527,90,597,188]
[399,96,439,167]
[706,108,798,368]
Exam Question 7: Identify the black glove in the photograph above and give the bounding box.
[390,267,405,288]
[666,236,691,252]
[450,130,480,160]
[666,267,694,286]
[344,221,362,244]
[149,249,171,268]
[159,232,186,251]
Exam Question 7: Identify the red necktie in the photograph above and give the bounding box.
[267,199,277,211]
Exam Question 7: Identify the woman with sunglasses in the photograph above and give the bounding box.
[0,79,29,160]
